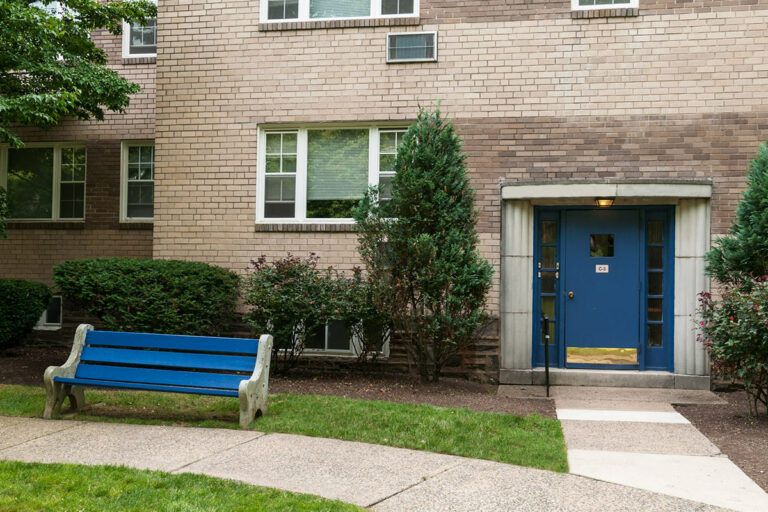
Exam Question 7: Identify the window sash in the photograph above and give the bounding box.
[122,0,158,58]
[262,0,419,22]
[257,127,406,223]
[120,141,155,221]
[0,144,86,221]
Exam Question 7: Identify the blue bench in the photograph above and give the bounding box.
[43,324,273,429]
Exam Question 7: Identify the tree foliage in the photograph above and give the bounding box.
[353,107,494,382]
[0,0,157,147]
[706,142,768,287]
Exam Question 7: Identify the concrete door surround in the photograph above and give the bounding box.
[499,180,712,390]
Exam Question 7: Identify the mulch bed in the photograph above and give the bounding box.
[676,390,768,492]
[0,346,556,419]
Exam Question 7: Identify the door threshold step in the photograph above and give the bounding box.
[499,368,710,390]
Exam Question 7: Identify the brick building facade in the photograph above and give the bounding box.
[2,0,767,386]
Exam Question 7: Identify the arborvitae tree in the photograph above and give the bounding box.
[706,142,768,287]
[353,107,493,382]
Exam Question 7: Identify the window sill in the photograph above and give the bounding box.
[571,8,639,18]
[6,221,85,230]
[34,326,62,332]
[121,56,157,65]
[254,223,356,233]
[259,16,420,32]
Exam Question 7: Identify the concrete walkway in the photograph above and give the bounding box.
[0,415,732,511]
[547,387,767,512]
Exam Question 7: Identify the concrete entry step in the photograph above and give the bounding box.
[500,368,711,390]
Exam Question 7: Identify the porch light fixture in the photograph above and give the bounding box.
[594,197,615,208]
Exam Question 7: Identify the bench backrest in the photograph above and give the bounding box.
[75,330,262,391]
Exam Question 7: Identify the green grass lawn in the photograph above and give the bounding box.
[0,460,362,512]
[0,384,567,472]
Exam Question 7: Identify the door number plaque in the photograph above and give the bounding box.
[595,264,609,273]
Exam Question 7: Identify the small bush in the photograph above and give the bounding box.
[698,283,768,416]
[53,258,239,336]
[244,255,390,373]
[0,279,52,349]
[244,254,335,373]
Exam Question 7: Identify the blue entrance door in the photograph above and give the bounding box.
[563,210,641,367]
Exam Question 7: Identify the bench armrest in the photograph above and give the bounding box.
[44,323,93,383]
[238,334,273,429]
[43,324,93,418]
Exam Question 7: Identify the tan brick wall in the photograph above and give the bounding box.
[153,1,768,319]
[0,29,156,286]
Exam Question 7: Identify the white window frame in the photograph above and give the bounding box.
[0,143,87,222]
[571,0,638,10]
[256,126,407,224]
[120,140,155,222]
[35,295,63,331]
[386,31,437,64]
[260,0,419,23]
[122,0,157,59]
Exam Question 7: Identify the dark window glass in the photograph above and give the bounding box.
[648,246,663,270]
[45,297,62,325]
[327,320,351,350]
[648,272,663,296]
[542,246,556,269]
[648,323,663,347]
[305,325,326,349]
[541,271,556,294]
[648,298,663,322]
[647,220,664,244]
[542,221,556,244]
[590,234,614,257]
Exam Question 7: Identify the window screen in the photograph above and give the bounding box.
[310,0,370,18]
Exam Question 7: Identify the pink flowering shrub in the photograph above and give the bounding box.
[698,279,768,415]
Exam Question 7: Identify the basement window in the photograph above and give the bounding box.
[571,0,638,10]
[386,32,436,63]
[35,296,62,331]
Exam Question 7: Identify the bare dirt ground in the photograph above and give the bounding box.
[676,390,768,492]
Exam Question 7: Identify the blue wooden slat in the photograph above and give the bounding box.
[80,346,257,372]
[74,364,244,390]
[53,377,239,397]
[85,330,259,355]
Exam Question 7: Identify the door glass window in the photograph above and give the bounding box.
[590,234,614,257]
[646,219,665,347]
[538,217,558,347]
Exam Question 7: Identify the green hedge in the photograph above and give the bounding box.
[53,258,239,336]
[0,280,52,349]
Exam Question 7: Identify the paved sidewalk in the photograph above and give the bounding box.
[548,387,768,512]
[0,415,729,511]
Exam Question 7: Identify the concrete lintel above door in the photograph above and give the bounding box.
[501,180,712,202]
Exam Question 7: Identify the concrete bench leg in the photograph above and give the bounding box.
[43,382,86,418]
[43,380,66,419]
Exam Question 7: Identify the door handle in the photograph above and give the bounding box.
[568,291,574,299]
